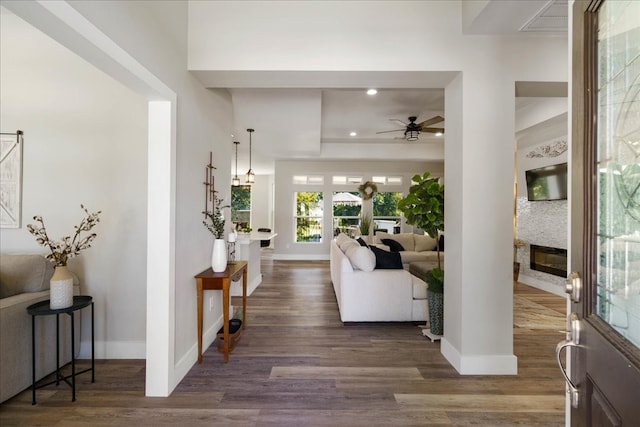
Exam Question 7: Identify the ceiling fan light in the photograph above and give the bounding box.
[406,130,419,141]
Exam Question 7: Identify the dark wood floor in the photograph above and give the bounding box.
[0,259,567,426]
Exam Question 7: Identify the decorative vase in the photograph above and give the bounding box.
[50,266,74,309]
[427,291,444,336]
[211,238,228,272]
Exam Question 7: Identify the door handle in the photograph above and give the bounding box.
[556,313,581,408]
[556,340,580,408]
[566,272,582,303]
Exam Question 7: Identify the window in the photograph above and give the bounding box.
[332,191,362,237]
[231,185,251,231]
[372,176,403,185]
[373,192,402,233]
[295,192,323,242]
[293,175,324,185]
[332,176,363,185]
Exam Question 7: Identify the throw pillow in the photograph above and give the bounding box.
[345,245,376,272]
[335,233,351,247]
[339,238,359,252]
[370,246,403,269]
[381,238,405,252]
[356,237,368,247]
[414,234,438,252]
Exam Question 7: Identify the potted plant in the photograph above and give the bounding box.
[27,204,102,309]
[398,171,445,335]
[358,213,372,243]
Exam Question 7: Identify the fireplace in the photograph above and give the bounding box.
[530,244,567,277]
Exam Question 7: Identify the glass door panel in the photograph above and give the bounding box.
[596,0,640,347]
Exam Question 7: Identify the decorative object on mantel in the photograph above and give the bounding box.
[245,129,255,184]
[358,181,378,200]
[526,139,568,158]
[27,205,101,309]
[202,152,229,272]
[0,130,24,229]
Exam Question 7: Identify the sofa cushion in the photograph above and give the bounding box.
[376,232,415,251]
[414,234,438,252]
[370,246,403,269]
[0,255,53,299]
[345,245,376,272]
[381,238,405,252]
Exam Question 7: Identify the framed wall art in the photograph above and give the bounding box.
[0,130,24,228]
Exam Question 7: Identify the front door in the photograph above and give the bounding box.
[563,1,640,424]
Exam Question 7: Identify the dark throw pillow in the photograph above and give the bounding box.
[356,237,368,247]
[381,238,405,252]
[370,246,403,269]
[437,235,444,251]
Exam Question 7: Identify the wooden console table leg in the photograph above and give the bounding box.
[196,279,204,364]
[222,278,230,363]
[242,268,247,330]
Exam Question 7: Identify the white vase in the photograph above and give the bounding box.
[211,238,228,272]
[50,266,74,309]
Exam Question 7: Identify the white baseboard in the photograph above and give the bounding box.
[518,274,565,297]
[441,338,518,375]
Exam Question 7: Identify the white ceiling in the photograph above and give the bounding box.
[223,0,569,176]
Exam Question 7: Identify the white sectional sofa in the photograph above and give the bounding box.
[330,235,427,322]
[374,231,443,268]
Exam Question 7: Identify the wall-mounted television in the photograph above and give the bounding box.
[525,162,568,201]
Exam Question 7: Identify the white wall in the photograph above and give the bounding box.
[249,174,273,233]
[0,11,148,357]
[273,160,443,259]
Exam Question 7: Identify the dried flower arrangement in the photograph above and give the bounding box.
[202,191,229,239]
[27,205,102,267]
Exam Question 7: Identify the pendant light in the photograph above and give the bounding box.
[245,128,255,184]
[232,141,240,187]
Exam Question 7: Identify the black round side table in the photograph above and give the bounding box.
[26,295,95,404]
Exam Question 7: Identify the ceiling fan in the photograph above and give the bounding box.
[376,115,445,141]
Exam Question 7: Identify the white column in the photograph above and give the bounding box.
[441,71,517,374]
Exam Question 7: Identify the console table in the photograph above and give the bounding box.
[26,295,94,404]
[195,261,247,363]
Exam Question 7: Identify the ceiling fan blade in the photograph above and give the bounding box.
[420,127,445,134]
[417,115,445,127]
[389,118,408,126]
[375,128,405,134]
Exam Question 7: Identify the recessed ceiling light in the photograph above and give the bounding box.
[435,132,443,137]
[350,131,357,137]
[366,89,377,96]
